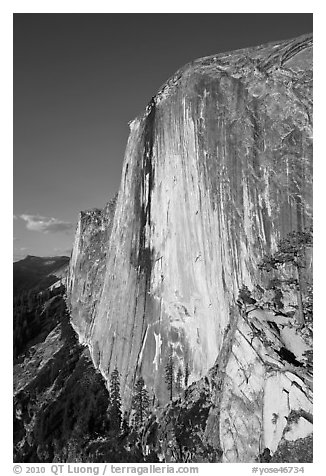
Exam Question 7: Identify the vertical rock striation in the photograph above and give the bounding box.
[67,34,312,461]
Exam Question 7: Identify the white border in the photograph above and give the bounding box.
[4,4,322,475]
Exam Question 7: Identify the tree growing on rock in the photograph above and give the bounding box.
[131,377,150,427]
[165,346,174,401]
[108,367,122,433]
[184,363,190,388]
[176,367,183,395]
[121,411,130,436]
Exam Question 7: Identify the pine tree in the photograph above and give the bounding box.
[131,377,150,427]
[108,367,122,433]
[176,367,183,395]
[165,346,174,401]
[184,363,190,388]
[121,411,130,435]
[94,386,110,433]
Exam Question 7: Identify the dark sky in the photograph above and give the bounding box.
[13,13,312,260]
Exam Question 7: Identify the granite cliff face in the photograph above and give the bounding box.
[67,34,312,462]
[68,197,117,341]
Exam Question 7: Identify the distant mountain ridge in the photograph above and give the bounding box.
[13,255,70,296]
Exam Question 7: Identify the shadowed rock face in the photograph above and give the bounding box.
[67,34,312,460]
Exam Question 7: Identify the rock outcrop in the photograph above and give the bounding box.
[67,34,313,462]
[141,287,312,462]
[68,196,117,341]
